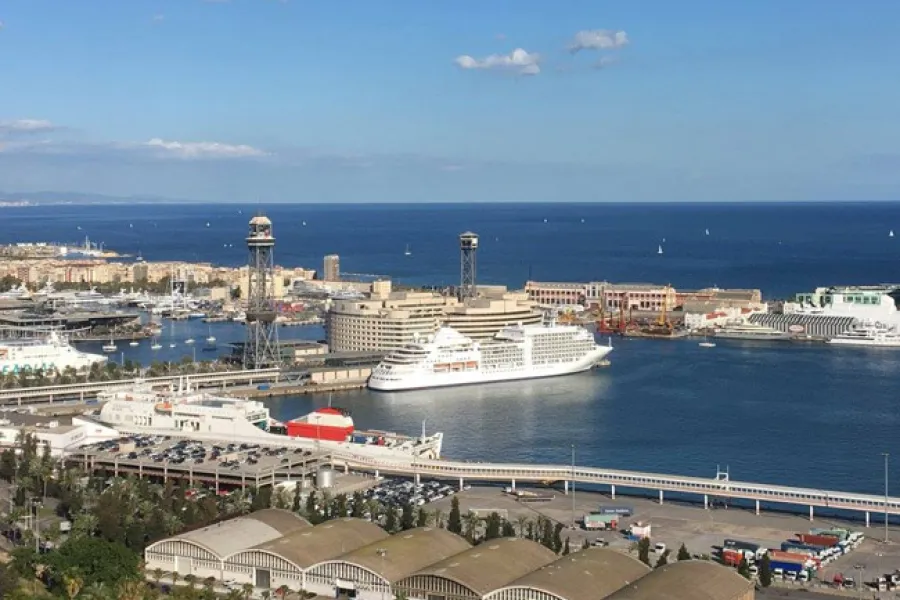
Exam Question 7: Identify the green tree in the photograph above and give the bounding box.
[737,557,751,579]
[384,506,397,533]
[0,449,16,482]
[758,554,772,587]
[416,507,428,528]
[483,513,501,541]
[552,523,564,554]
[447,497,462,535]
[637,538,651,565]
[0,562,20,599]
[677,543,691,561]
[400,502,415,531]
[463,512,481,544]
[351,492,364,518]
[305,491,321,524]
[562,538,571,555]
[46,536,141,589]
[655,549,670,568]
[501,520,515,537]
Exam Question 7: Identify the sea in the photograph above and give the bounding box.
[4,201,900,499]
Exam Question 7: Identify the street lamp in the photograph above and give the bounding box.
[883,453,890,543]
[854,564,864,599]
[376,548,387,600]
[571,444,576,529]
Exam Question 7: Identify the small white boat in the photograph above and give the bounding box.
[206,222,210,227]
[206,326,216,345]
[102,339,117,353]
[698,342,716,348]
[580,218,585,223]
[404,244,412,256]
[657,245,664,255]
[185,338,195,345]
[302,220,307,226]
[705,228,710,236]
[543,218,548,223]
[169,343,176,348]
[891,230,895,238]
[129,340,139,347]
[151,339,162,350]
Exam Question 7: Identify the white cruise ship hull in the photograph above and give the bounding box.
[368,346,612,392]
[827,338,900,348]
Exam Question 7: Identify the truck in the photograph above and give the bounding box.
[768,550,819,569]
[721,549,747,567]
[597,505,633,516]
[810,528,850,542]
[724,539,766,560]
[583,513,618,531]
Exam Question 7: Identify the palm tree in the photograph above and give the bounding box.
[63,570,84,600]
[203,576,217,598]
[171,571,181,590]
[241,582,255,600]
[516,515,530,538]
[151,568,165,589]
[275,584,290,599]
[462,511,481,544]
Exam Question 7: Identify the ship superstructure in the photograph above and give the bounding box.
[0,331,107,375]
[368,321,612,391]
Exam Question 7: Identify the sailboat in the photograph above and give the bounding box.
[705,228,710,236]
[206,326,216,345]
[129,335,139,347]
[185,338,195,345]
[168,320,177,348]
[151,337,162,351]
[657,245,664,255]
[404,244,412,257]
[102,337,117,353]
[891,230,895,238]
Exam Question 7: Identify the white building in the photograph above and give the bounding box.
[0,413,119,456]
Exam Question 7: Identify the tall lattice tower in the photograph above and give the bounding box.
[243,214,280,369]
[458,231,479,301]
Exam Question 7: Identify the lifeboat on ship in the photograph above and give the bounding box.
[286,407,355,442]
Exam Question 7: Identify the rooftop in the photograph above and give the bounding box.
[176,509,310,558]
[497,548,651,600]
[337,527,471,582]
[403,537,557,596]
[253,518,389,568]
[604,560,754,600]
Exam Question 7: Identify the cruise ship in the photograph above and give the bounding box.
[96,381,444,458]
[713,322,791,342]
[0,331,107,375]
[827,323,900,348]
[367,321,612,392]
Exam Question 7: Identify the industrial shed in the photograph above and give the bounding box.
[605,561,755,600]
[223,518,390,591]
[485,547,652,600]
[395,537,558,600]
[306,527,472,600]
[144,509,310,580]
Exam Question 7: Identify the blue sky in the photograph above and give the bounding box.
[0,0,899,203]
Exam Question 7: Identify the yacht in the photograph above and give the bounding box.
[102,338,117,353]
[0,331,106,374]
[150,338,162,351]
[714,322,791,342]
[828,323,900,348]
[368,320,612,392]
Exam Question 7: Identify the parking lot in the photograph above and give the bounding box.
[362,477,462,508]
[70,434,328,487]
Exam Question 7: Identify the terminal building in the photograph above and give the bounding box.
[145,510,754,600]
[326,282,543,352]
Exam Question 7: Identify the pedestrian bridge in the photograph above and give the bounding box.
[0,368,281,405]
[333,452,900,524]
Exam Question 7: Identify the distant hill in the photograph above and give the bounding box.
[0,191,192,205]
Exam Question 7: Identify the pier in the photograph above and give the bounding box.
[0,368,281,405]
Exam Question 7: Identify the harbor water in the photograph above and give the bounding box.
[4,202,900,497]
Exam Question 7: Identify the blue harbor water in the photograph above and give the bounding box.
[6,202,900,498]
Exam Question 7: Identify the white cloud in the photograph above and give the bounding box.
[454,48,541,75]
[152,14,165,23]
[145,138,266,159]
[0,119,56,134]
[568,29,629,53]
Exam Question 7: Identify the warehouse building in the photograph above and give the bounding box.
[306,527,472,600]
[484,548,651,600]
[604,561,754,600]
[748,312,856,339]
[394,537,558,600]
[223,518,389,590]
[144,509,310,580]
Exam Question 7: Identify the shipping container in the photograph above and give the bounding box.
[797,534,839,547]
[810,528,850,541]
[768,550,820,568]
[724,539,761,552]
[721,549,743,566]
[583,514,618,530]
[769,560,805,574]
[598,505,633,516]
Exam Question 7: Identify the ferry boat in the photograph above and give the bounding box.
[96,381,444,457]
[0,331,107,375]
[367,320,612,392]
[713,322,791,342]
[827,323,900,348]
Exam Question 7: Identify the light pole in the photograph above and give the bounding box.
[571,444,576,528]
[884,452,890,543]
[376,548,387,600]
[854,564,864,599]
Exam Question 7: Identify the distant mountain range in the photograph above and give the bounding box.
[0,191,191,205]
